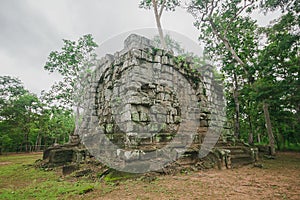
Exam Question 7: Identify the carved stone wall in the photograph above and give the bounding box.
[42,34,258,172]
[75,34,231,172]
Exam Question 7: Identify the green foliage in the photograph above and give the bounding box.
[46,107,75,144]
[260,0,299,12]
[43,34,98,109]
[187,0,300,149]
[255,9,300,149]
[0,76,75,153]
[139,0,181,49]
[139,0,180,12]
[0,77,42,152]
[0,76,26,103]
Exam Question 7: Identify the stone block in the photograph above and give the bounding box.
[140,112,149,122]
[131,112,140,122]
[49,149,75,164]
[154,55,161,63]
[128,96,142,105]
[56,33,239,173]
[162,56,169,65]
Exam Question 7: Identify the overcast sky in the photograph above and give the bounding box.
[0,0,280,95]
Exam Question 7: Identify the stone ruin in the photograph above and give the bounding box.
[42,34,258,174]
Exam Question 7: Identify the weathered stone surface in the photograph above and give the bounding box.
[42,34,256,172]
[74,34,232,171]
[49,149,75,164]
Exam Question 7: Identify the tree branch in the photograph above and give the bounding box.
[225,0,255,33]
[152,0,167,49]
[208,18,247,72]
[158,0,167,19]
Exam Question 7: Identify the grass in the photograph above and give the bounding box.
[102,170,141,182]
[1,151,299,199]
[0,153,105,200]
[1,180,96,200]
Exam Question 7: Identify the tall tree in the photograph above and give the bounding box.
[139,0,180,49]
[257,2,299,151]
[0,76,26,153]
[47,107,75,145]
[187,0,258,140]
[153,34,185,55]
[43,34,98,136]
[187,0,299,154]
[43,34,98,109]
[0,76,44,152]
[0,76,26,105]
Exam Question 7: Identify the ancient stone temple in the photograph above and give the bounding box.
[42,34,258,173]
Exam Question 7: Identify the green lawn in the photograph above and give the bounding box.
[0,153,108,200]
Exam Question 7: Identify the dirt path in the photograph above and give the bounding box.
[0,162,12,165]
[94,152,300,200]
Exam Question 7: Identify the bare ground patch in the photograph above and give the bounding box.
[0,162,12,166]
[94,152,300,200]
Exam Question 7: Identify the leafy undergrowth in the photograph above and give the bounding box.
[0,152,300,199]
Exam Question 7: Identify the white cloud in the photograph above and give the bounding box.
[0,0,281,95]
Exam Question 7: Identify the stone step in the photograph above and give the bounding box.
[231,158,254,168]
[215,143,256,169]
[231,153,252,159]
[226,149,245,154]
[219,146,248,154]
[220,145,247,149]
[231,152,254,168]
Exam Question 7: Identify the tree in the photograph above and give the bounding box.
[153,34,185,55]
[187,0,258,140]
[0,76,26,107]
[44,34,98,108]
[0,75,78,153]
[260,0,299,12]
[256,4,299,151]
[0,76,27,153]
[47,107,75,145]
[43,34,98,137]
[186,0,299,154]
[13,93,42,152]
[139,0,180,49]
[0,76,43,152]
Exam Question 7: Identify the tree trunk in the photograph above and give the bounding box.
[43,135,47,150]
[233,73,240,139]
[248,115,254,145]
[275,130,281,150]
[35,133,42,151]
[257,132,261,143]
[247,101,254,145]
[208,19,249,76]
[73,106,80,138]
[152,0,167,49]
[24,132,29,152]
[263,102,276,155]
